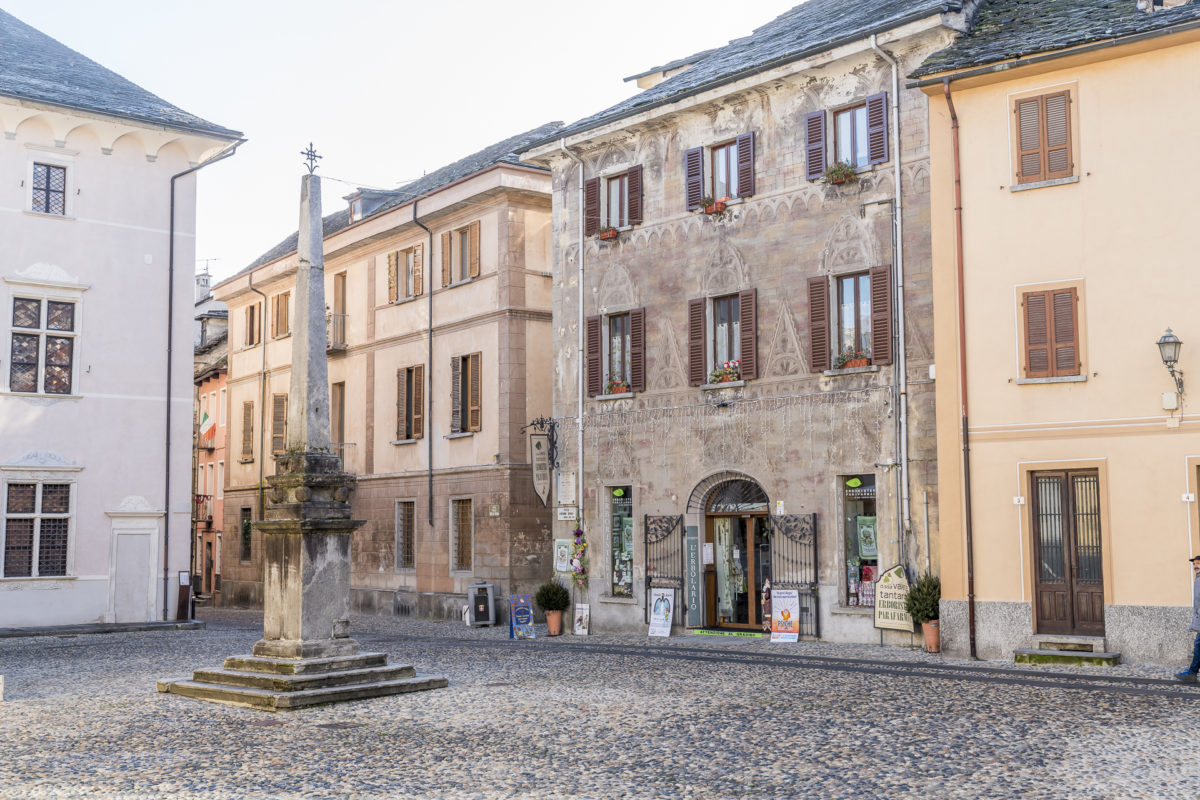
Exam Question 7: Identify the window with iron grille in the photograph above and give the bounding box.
[240,507,252,562]
[31,163,66,216]
[2,481,71,577]
[451,498,472,571]
[395,500,415,569]
[9,296,76,394]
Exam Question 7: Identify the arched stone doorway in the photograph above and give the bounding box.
[689,472,771,629]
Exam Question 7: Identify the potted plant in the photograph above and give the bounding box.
[905,572,941,653]
[708,359,741,383]
[822,161,858,186]
[698,195,729,215]
[605,378,631,395]
[834,348,871,369]
[535,577,571,636]
[597,226,619,241]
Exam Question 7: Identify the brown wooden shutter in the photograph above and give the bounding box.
[869,265,893,366]
[411,364,424,439]
[412,244,423,296]
[468,220,481,278]
[387,251,399,302]
[627,165,644,225]
[866,92,889,165]
[1023,291,1051,377]
[245,305,254,346]
[629,307,646,393]
[467,352,481,432]
[1043,91,1072,180]
[241,401,254,458]
[738,288,757,380]
[450,356,462,432]
[271,393,287,454]
[807,276,830,372]
[1016,97,1043,184]
[441,232,452,287]
[805,111,826,181]
[280,293,288,335]
[585,315,602,397]
[688,298,706,385]
[1052,288,1079,375]
[584,177,600,236]
[736,132,755,198]
[684,147,703,210]
[396,368,407,440]
[270,295,278,338]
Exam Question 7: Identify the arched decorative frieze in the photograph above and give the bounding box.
[819,213,880,276]
[0,105,42,138]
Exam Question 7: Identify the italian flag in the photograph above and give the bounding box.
[199,411,216,441]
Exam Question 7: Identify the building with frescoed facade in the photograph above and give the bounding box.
[0,10,240,626]
[213,124,559,620]
[914,0,1200,664]
[522,2,977,639]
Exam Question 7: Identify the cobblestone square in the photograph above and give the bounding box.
[1,609,1198,800]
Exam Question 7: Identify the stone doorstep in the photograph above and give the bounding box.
[1013,649,1122,667]
[222,652,388,675]
[1032,634,1106,653]
[158,674,449,711]
[193,663,417,692]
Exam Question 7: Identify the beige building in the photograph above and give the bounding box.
[522,2,975,639]
[213,123,560,619]
[915,0,1200,663]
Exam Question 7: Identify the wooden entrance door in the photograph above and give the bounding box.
[1030,470,1105,636]
[705,515,770,628]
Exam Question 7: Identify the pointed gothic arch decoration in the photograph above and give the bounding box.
[700,237,750,297]
[597,261,638,312]
[819,213,880,276]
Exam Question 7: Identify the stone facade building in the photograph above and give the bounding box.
[213,123,559,620]
[523,2,977,639]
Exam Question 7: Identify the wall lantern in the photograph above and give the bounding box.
[1157,327,1184,396]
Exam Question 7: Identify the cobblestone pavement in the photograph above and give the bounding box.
[2,608,1199,800]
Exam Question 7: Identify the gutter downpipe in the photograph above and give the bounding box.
[164,139,243,620]
[412,200,435,526]
[558,139,586,531]
[871,35,912,574]
[247,276,268,523]
[943,78,977,660]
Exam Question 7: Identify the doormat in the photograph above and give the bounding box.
[689,629,765,638]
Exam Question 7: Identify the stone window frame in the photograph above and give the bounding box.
[394,498,417,571]
[0,462,81,580]
[449,496,473,573]
[3,274,87,398]
[25,149,76,219]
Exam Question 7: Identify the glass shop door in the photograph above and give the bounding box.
[705,515,770,629]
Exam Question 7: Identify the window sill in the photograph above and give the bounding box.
[392,438,421,446]
[444,278,475,290]
[445,432,474,440]
[1016,374,1086,385]
[1010,176,1079,193]
[237,458,254,465]
[830,604,874,616]
[599,594,638,605]
[273,332,291,341]
[23,210,75,221]
[700,380,745,391]
[0,575,76,582]
[824,365,881,377]
[390,295,423,307]
[596,392,634,401]
[1,391,82,399]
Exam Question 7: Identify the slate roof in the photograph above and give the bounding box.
[912,0,1200,77]
[0,8,240,138]
[222,121,562,283]
[525,0,961,150]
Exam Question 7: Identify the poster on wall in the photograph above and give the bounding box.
[553,539,571,573]
[574,603,590,636]
[856,516,878,559]
[873,564,914,633]
[648,588,674,637]
[770,588,800,642]
[509,594,536,639]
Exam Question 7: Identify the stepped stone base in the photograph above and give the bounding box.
[1014,649,1121,667]
[158,652,448,711]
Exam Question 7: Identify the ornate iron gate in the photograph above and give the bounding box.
[644,514,684,624]
[769,513,819,638]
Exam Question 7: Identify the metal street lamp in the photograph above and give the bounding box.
[1158,328,1184,396]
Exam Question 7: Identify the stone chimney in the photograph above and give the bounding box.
[194,268,211,302]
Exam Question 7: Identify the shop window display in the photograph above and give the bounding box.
[610,487,633,597]
[843,475,877,606]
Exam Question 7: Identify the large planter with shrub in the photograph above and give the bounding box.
[535,578,571,636]
[905,573,941,653]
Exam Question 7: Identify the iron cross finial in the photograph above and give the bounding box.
[301,143,322,174]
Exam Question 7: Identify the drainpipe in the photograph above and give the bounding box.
[412,199,435,526]
[164,139,243,620]
[943,78,977,660]
[558,140,585,527]
[247,275,268,522]
[871,35,912,574]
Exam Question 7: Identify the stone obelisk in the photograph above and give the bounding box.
[160,151,446,709]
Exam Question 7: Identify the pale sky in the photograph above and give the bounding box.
[3,1,802,282]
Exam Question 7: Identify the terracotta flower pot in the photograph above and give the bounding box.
[844,358,869,368]
[922,619,940,653]
[703,201,727,214]
[546,609,563,636]
[598,229,618,241]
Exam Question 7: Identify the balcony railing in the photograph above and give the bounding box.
[194,494,213,527]
[326,313,347,351]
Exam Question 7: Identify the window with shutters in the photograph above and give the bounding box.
[396,364,425,441]
[271,393,288,454]
[239,401,254,462]
[395,500,416,570]
[271,292,290,338]
[2,480,72,578]
[387,245,424,303]
[1019,286,1082,380]
[684,134,755,210]
[607,313,630,391]
[450,353,481,434]
[585,166,644,236]
[837,272,872,365]
[712,294,740,374]
[441,222,480,286]
[451,498,473,571]
[806,93,888,180]
[587,309,646,397]
[687,290,758,386]
[8,295,77,395]
[808,267,893,372]
[30,162,68,216]
[1013,89,1074,186]
[245,302,261,347]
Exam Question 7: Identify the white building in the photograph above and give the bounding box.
[0,10,241,626]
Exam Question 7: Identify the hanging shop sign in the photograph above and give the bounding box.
[553,538,571,573]
[685,526,702,628]
[530,433,551,507]
[509,594,536,639]
[770,587,800,643]
[873,564,915,633]
[648,588,674,637]
[573,603,590,636]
